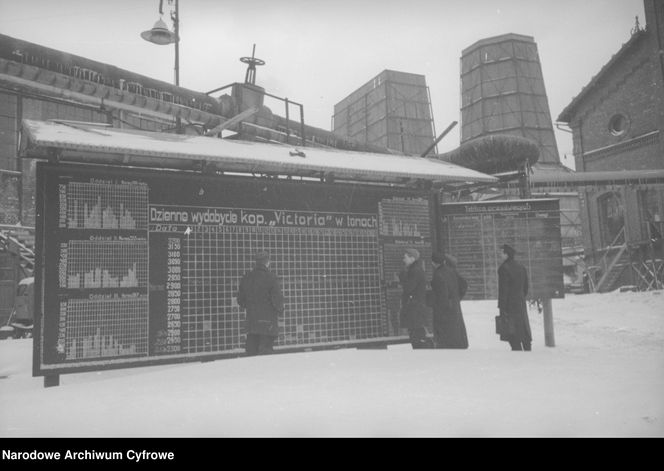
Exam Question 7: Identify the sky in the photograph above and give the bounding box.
[0,0,647,166]
[1,290,662,437]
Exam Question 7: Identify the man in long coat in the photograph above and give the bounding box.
[431,252,468,349]
[497,244,532,351]
[237,251,284,356]
[399,248,433,349]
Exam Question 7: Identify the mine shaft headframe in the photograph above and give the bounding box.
[240,44,265,85]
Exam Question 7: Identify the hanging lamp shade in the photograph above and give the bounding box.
[140,18,176,45]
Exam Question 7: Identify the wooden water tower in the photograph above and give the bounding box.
[460,33,561,165]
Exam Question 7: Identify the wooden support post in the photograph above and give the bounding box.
[542,298,555,347]
[518,163,531,198]
[299,104,306,147]
[44,375,60,388]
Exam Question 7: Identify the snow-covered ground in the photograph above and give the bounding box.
[1,291,663,437]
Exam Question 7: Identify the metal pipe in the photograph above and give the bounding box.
[0,224,35,230]
[16,95,23,221]
[420,121,457,157]
[0,72,217,125]
[555,122,573,133]
[205,83,233,95]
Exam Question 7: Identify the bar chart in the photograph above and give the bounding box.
[65,181,148,230]
[63,296,149,360]
[62,240,148,289]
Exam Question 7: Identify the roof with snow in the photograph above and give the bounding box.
[19,119,497,185]
[557,30,648,123]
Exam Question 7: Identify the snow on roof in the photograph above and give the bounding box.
[19,119,497,185]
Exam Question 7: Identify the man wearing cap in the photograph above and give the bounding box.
[430,252,468,349]
[497,244,532,351]
[236,251,285,356]
[399,248,433,349]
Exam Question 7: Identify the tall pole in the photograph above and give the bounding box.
[173,0,179,86]
[173,0,181,132]
[517,158,554,346]
[542,298,555,347]
[141,1,182,132]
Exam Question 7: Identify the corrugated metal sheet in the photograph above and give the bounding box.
[19,119,496,184]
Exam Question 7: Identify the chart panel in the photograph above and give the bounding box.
[35,163,430,375]
[438,199,564,300]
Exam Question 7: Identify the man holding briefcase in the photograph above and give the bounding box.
[496,244,532,351]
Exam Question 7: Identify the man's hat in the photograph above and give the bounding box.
[254,250,270,264]
[404,248,420,260]
[443,254,458,267]
[431,251,445,264]
[432,252,457,266]
[502,244,516,256]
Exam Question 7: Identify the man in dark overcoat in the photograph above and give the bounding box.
[399,248,433,349]
[431,252,468,349]
[236,251,284,356]
[497,244,532,351]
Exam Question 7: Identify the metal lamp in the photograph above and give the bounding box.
[140,0,181,133]
[140,18,176,45]
[140,0,179,86]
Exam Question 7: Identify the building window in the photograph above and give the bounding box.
[598,191,624,246]
[608,113,629,136]
[639,189,664,241]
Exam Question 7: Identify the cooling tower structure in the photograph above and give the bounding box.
[333,70,436,156]
[460,33,561,164]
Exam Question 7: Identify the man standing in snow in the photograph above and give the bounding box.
[399,248,433,349]
[497,244,532,351]
[236,251,284,356]
[430,252,468,349]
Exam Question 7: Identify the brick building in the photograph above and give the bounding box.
[556,0,664,291]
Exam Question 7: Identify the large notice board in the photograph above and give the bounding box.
[34,162,431,375]
[437,199,564,300]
